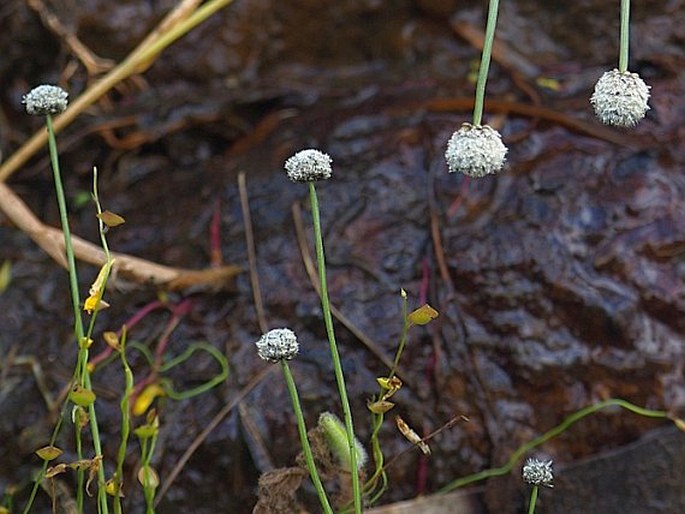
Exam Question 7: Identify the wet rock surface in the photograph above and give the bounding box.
[1,0,684,512]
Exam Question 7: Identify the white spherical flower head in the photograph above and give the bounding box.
[590,69,650,127]
[445,123,508,177]
[522,458,554,488]
[284,149,332,183]
[256,328,299,363]
[23,85,69,116]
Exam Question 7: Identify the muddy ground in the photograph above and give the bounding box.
[1,1,685,512]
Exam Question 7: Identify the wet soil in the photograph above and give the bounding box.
[1,0,685,512]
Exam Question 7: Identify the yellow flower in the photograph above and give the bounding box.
[84,260,113,313]
[133,383,165,416]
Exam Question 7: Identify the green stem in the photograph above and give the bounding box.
[308,182,362,513]
[114,330,133,514]
[472,0,501,126]
[46,116,109,513]
[75,427,84,511]
[84,369,108,513]
[22,391,72,513]
[619,0,630,72]
[439,398,671,493]
[281,362,334,514]
[388,292,409,379]
[527,485,539,514]
[139,436,158,514]
[45,115,83,341]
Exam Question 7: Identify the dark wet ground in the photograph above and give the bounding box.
[1,0,685,512]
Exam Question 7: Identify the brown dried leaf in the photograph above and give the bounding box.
[395,415,431,455]
[97,210,125,227]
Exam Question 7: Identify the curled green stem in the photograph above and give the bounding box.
[439,398,672,493]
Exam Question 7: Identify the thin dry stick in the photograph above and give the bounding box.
[382,414,469,472]
[238,171,268,333]
[0,0,232,183]
[415,97,641,148]
[237,401,276,473]
[0,182,240,290]
[27,0,116,76]
[236,171,276,474]
[291,201,401,376]
[0,0,240,289]
[155,365,277,504]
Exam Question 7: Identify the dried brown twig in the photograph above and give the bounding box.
[0,182,240,290]
[1,0,240,291]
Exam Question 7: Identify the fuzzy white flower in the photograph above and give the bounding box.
[445,123,507,177]
[23,85,69,116]
[256,328,299,362]
[522,458,554,488]
[590,69,650,127]
[284,149,332,183]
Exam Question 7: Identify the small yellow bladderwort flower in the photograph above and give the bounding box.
[22,84,69,116]
[284,149,333,183]
[445,123,508,177]
[590,69,650,127]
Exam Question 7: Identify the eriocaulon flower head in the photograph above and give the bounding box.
[445,123,508,177]
[256,328,299,363]
[23,85,69,116]
[284,149,333,183]
[590,69,650,127]
[522,458,554,488]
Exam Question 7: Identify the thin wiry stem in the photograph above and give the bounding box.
[46,114,83,341]
[439,398,672,493]
[472,0,501,125]
[308,182,362,513]
[281,361,334,514]
[527,485,540,514]
[619,0,631,72]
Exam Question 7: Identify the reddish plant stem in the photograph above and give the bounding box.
[89,299,166,368]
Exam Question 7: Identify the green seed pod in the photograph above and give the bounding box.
[137,466,159,489]
[69,384,96,407]
[35,445,63,461]
[318,412,367,471]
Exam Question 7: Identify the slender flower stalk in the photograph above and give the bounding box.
[445,0,507,177]
[590,0,650,127]
[281,362,334,514]
[473,0,501,126]
[308,181,362,513]
[23,84,109,513]
[619,0,630,73]
[527,485,540,514]
[284,149,363,512]
[44,114,84,342]
[113,329,133,514]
